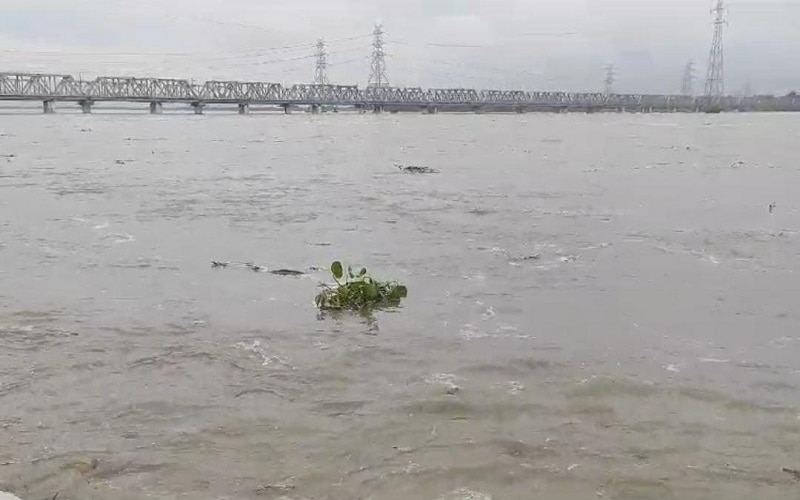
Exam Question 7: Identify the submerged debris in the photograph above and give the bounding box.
[783,467,800,481]
[395,164,438,174]
[245,262,265,273]
[211,260,306,275]
[511,253,541,262]
[315,261,407,312]
[270,269,305,276]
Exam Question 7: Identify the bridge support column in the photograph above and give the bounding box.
[282,104,292,114]
[238,103,250,115]
[149,102,163,114]
[79,100,93,114]
[310,104,320,114]
[372,105,384,114]
[43,100,55,114]
[425,105,438,115]
[473,106,484,114]
[191,102,205,115]
[515,106,526,114]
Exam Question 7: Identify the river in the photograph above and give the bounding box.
[0,111,798,499]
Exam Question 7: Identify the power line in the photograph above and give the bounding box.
[368,24,389,87]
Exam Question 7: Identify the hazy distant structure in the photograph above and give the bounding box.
[704,0,726,98]
[368,24,389,87]
[604,64,616,97]
[314,38,329,85]
[681,60,696,96]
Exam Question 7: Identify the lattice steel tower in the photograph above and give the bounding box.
[604,64,616,97]
[681,60,696,96]
[314,38,329,85]
[368,24,389,87]
[704,0,726,98]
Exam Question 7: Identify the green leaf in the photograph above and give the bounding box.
[331,261,344,280]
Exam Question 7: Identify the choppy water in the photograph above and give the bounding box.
[1,112,799,499]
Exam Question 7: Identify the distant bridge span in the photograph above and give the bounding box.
[1,72,797,114]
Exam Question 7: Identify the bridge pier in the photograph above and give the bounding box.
[149,102,163,114]
[282,104,292,114]
[238,103,250,115]
[42,100,55,114]
[191,102,205,115]
[473,106,484,114]
[310,104,320,114]
[79,100,93,114]
[425,105,438,115]
[372,105,384,114]
[515,106,526,114]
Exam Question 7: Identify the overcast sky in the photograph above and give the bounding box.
[1,0,798,94]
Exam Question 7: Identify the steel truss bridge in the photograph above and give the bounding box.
[1,72,798,114]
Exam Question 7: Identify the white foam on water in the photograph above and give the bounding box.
[0,493,24,500]
[438,488,492,500]
[698,357,730,364]
[425,373,459,387]
[234,340,287,367]
[504,381,525,395]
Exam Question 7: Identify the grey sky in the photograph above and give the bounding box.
[1,0,798,94]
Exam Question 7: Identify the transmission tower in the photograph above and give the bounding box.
[604,64,616,96]
[681,60,696,96]
[704,0,726,98]
[314,38,329,85]
[368,24,389,87]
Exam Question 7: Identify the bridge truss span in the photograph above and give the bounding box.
[0,72,797,113]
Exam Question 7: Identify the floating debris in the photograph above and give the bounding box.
[769,202,777,214]
[783,467,800,481]
[211,260,306,276]
[316,261,407,312]
[395,164,438,174]
[512,253,541,262]
[270,269,305,276]
[245,262,265,273]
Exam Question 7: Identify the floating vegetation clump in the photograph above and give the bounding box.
[395,164,438,174]
[315,261,408,312]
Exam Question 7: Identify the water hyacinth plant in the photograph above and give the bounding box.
[315,261,408,312]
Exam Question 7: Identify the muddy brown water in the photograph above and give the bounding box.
[0,112,799,499]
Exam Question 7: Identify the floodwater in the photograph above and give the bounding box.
[0,111,799,500]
